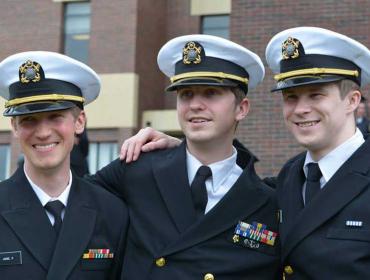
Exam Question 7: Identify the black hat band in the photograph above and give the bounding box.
[7,78,84,108]
[275,54,361,85]
[173,56,249,86]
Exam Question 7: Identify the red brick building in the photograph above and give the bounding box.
[0,0,369,179]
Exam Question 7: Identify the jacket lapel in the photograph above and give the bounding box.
[162,146,270,255]
[279,155,305,243]
[1,168,56,271]
[47,176,97,280]
[282,140,370,260]
[152,141,197,233]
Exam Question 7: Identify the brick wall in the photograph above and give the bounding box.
[90,0,138,72]
[135,0,167,121]
[0,0,63,59]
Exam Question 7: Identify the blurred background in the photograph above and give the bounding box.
[0,0,369,180]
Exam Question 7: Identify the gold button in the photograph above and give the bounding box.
[284,265,293,275]
[204,273,214,280]
[155,257,166,267]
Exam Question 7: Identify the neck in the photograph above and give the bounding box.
[24,161,70,197]
[186,138,234,165]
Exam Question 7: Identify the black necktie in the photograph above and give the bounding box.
[305,163,322,205]
[191,166,212,215]
[45,200,65,235]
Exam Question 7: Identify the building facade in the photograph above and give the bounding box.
[0,0,369,180]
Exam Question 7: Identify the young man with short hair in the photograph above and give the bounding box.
[0,51,128,279]
[90,34,281,279]
[122,27,370,279]
[266,26,370,279]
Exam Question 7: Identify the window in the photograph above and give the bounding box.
[88,142,118,174]
[0,144,10,181]
[64,2,91,63]
[201,15,230,39]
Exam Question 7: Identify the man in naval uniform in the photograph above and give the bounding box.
[265,27,370,279]
[89,34,281,279]
[121,27,370,280]
[0,51,128,279]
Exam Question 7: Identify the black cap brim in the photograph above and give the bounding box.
[3,100,78,117]
[166,78,247,93]
[271,75,347,92]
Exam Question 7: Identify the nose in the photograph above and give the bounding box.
[35,120,52,139]
[189,94,206,110]
[293,96,311,115]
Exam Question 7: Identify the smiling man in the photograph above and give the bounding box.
[281,82,358,160]
[266,26,370,279]
[120,27,370,280]
[89,34,281,279]
[0,51,128,279]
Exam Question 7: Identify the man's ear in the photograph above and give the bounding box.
[75,110,86,135]
[10,117,19,138]
[347,89,362,114]
[235,97,250,121]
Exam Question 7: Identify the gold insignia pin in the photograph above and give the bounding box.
[19,60,41,83]
[282,37,300,60]
[183,41,202,64]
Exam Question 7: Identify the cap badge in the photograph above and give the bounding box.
[19,60,41,83]
[183,41,202,64]
[282,37,300,60]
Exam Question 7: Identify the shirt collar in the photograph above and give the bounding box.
[24,167,72,207]
[186,147,238,192]
[304,128,364,183]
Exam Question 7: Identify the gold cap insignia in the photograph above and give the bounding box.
[282,37,300,60]
[19,60,41,83]
[183,41,202,64]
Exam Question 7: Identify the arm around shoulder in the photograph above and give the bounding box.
[85,158,127,198]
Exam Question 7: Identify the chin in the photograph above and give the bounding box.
[34,158,64,169]
[299,139,324,152]
[295,136,312,146]
[187,134,213,145]
[35,163,58,171]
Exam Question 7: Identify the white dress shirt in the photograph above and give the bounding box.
[24,167,72,225]
[302,128,365,203]
[187,147,243,213]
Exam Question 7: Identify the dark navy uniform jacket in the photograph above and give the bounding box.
[0,168,128,280]
[277,138,370,279]
[90,141,281,280]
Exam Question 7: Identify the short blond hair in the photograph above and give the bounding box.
[230,86,246,104]
[70,106,82,119]
[337,79,360,99]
